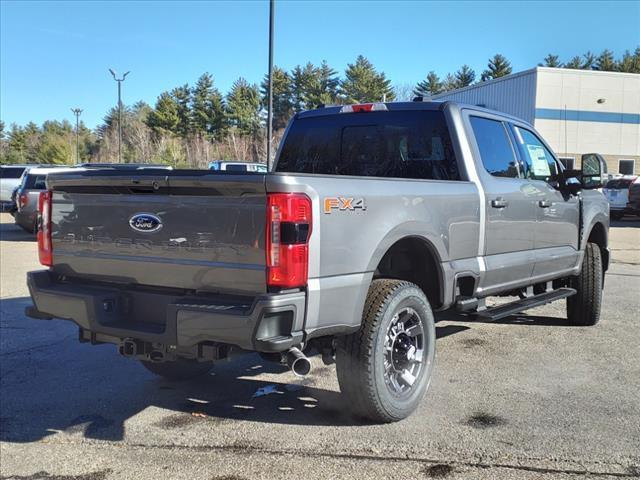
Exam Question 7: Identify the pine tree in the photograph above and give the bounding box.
[615,48,640,73]
[261,67,294,130]
[481,54,512,81]
[454,65,476,88]
[315,60,339,105]
[226,78,261,136]
[595,49,616,71]
[565,56,582,69]
[442,74,457,92]
[291,62,317,111]
[414,71,443,96]
[146,92,181,136]
[291,61,340,110]
[581,51,596,69]
[192,73,226,140]
[540,54,562,67]
[171,84,192,138]
[339,55,394,103]
[617,50,636,72]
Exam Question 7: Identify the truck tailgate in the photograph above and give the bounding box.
[47,171,267,295]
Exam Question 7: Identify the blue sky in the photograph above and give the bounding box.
[1,0,639,129]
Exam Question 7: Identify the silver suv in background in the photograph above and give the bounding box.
[14,167,76,232]
[1,165,31,212]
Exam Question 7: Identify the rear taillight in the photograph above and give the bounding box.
[37,190,52,267]
[19,193,28,208]
[266,193,312,288]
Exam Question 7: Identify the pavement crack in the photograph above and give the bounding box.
[41,439,639,478]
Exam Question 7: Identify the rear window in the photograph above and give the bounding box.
[606,179,633,189]
[276,110,460,180]
[0,167,26,179]
[24,174,47,190]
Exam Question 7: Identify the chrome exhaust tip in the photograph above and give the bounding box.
[286,347,311,377]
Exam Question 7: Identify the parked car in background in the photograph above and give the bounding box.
[14,167,76,233]
[1,165,31,212]
[603,175,637,220]
[626,176,640,217]
[208,161,268,173]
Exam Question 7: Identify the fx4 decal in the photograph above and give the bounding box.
[323,197,367,214]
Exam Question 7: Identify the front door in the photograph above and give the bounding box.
[511,125,580,277]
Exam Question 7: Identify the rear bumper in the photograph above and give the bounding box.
[26,270,305,353]
[14,209,37,230]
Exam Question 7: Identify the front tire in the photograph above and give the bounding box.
[567,242,603,326]
[336,279,436,423]
[140,359,213,381]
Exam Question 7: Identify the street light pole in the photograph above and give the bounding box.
[109,69,130,163]
[266,0,274,170]
[71,108,83,164]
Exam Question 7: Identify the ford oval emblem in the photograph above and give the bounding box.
[129,213,163,233]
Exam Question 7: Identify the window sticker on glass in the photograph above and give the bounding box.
[526,145,551,177]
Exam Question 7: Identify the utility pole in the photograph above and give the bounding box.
[71,108,83,164]
[266,0,274,171]
[109,69,130,163]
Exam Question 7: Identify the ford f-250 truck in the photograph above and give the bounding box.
[26,100,609,423]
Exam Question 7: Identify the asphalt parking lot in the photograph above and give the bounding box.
[1,212,639,480]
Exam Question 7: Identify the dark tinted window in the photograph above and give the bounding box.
[225,164,247,172]
[276,110,459,180]
[606,178,634,189]
[514,126,559,183]
[24,174,47,190]
[0,167,26,179]
[469,117,519,178]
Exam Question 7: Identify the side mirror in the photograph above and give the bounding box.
[581,153,607,189]
[564,176,582,195]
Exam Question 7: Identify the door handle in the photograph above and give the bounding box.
[491,198,508,208]
[538,200,553,208]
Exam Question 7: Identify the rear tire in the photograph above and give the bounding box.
[140,359,213,381]
[336,279,436,423]
[567,242,603,326]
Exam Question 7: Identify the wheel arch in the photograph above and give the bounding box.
[370,235,446,309]
[585,220,609,272]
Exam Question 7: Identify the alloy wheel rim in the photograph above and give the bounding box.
[383,307,425,397]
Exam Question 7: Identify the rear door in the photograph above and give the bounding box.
[466,113,537,293]
[511,125,580,277]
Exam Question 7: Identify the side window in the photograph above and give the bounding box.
[514,126,560,183]
[469,116,520,178]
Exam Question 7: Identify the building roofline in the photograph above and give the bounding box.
[431,67,538,98]
[431,67,639,99]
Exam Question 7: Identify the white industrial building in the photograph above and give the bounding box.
[432,67,640,175]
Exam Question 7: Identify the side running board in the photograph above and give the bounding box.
[475,288,576,321]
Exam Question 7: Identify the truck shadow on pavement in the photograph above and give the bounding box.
[0,220,35,242]
[0,296,568,443]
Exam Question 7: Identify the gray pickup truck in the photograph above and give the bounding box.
[26,100,609,423]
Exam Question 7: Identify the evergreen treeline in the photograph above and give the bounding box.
[2,49,638,167]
